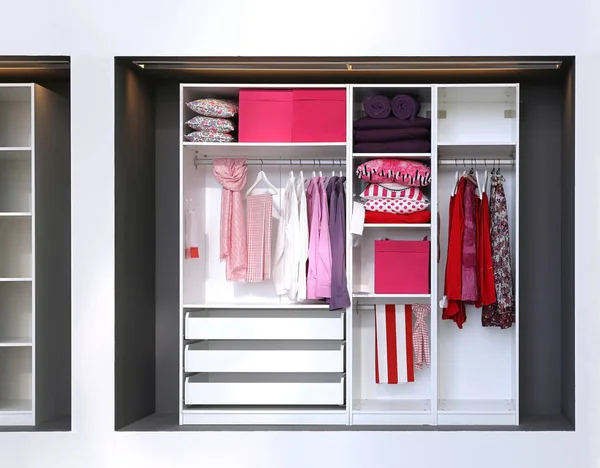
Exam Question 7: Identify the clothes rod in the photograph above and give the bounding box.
[193,156,346,168]
[438,159,515,166]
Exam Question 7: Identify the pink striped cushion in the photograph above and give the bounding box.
[360,183,429,203]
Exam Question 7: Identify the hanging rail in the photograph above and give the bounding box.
[438,158,515,166]
[193,155,346,169]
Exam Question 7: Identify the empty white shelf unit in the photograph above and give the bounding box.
[178,83,519,426]
[0,84,70,426]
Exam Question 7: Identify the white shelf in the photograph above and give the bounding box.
[364,223,431,228]
[183,302,329,310]
[0,278,32,282]
[353,398,431,413]
[438,398,516,414]
[0,338,32,347]
[438,142,516,158]
[437,399,517,426]
[183,142,346,159]
[353,153,431,159]
[352,399,432,425]
[353,293,430,299]
[0,398,31,412]
[181,408,346,425]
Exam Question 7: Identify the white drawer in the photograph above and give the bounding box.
[185,373,345,406]
[184,341,345,373]
[185,309,345,340]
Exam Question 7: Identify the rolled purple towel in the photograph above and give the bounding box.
[354,116,431,130]
[391,94,421,120]
[363,95,392,119]
[353,140,431,154]
[354,127,430,143]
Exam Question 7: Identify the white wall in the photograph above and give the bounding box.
[1,0,600,467]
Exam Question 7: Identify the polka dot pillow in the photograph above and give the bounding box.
[364,197,430,214]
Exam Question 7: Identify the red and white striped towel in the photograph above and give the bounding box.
[374,304,415,384]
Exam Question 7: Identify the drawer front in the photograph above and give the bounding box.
[185,311,345,340]
[184,342,345,373]
[185,374,345,406]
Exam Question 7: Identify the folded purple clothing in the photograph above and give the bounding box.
[353,139,431,153]
[354,127,430,143]
[354,116,431,130]
[391,94,421,120]
[363,95,392,119]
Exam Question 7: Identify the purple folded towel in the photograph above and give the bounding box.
[353,140,431,153]
[354,127,430,143]
[354,116,431,130]
[391,94,421,120]
[363,95,392,119]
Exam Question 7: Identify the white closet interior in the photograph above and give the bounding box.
[0,82,71,428]
[178,82,519,426]
[0,85,34,425]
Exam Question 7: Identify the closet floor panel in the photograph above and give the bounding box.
[437,399,517,426]
[352,399,432,425]
[181,406,346,426]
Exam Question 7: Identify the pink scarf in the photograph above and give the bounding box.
[213,159,248,282]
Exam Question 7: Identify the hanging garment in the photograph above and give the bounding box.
[442,177,466,328]
[461,177,479,303]
[475,191,497,308]
[284,175,300,300]
[374,304,415,384]
[306,177,333,300]
[213,158,248,282]
[245,194,273,283]
[482,174,515,329]
[412,303,430,370]
[329,176,350,311]
[184,205,199,259]
[295,175,309,301]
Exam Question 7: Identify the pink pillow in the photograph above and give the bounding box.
[356,159,431,186]
[365,198,430,214]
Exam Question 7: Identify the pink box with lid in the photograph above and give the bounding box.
[374,239,430,294]
[292,89,346,142]
[238,89,294,142]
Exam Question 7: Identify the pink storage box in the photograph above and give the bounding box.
[292,89,347,142]
[238,89,293,142]
[374,239,430,294]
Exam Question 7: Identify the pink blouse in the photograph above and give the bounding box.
[306,177,332,299]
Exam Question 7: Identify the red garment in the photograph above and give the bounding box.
[364,210,431,224]
[475,192,496,308]
[442,178,466,328]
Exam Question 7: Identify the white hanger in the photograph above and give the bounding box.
[475,170,482,199]
[245,160,278,196]
[312,159,317,178]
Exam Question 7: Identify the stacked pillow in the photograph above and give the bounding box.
[356,158,432,224]
[184,98,238,142]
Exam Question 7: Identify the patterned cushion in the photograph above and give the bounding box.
[186,98,239,118]
[186,116,235,133]
[184,131,235,143]
[360,184,428,202]
[356,158,431,186]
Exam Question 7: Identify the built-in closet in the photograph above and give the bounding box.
[114,56,574,431]
[0,59,71,430]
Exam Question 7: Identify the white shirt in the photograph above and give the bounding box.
[295,175,309,301]
[274,174,299,298]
